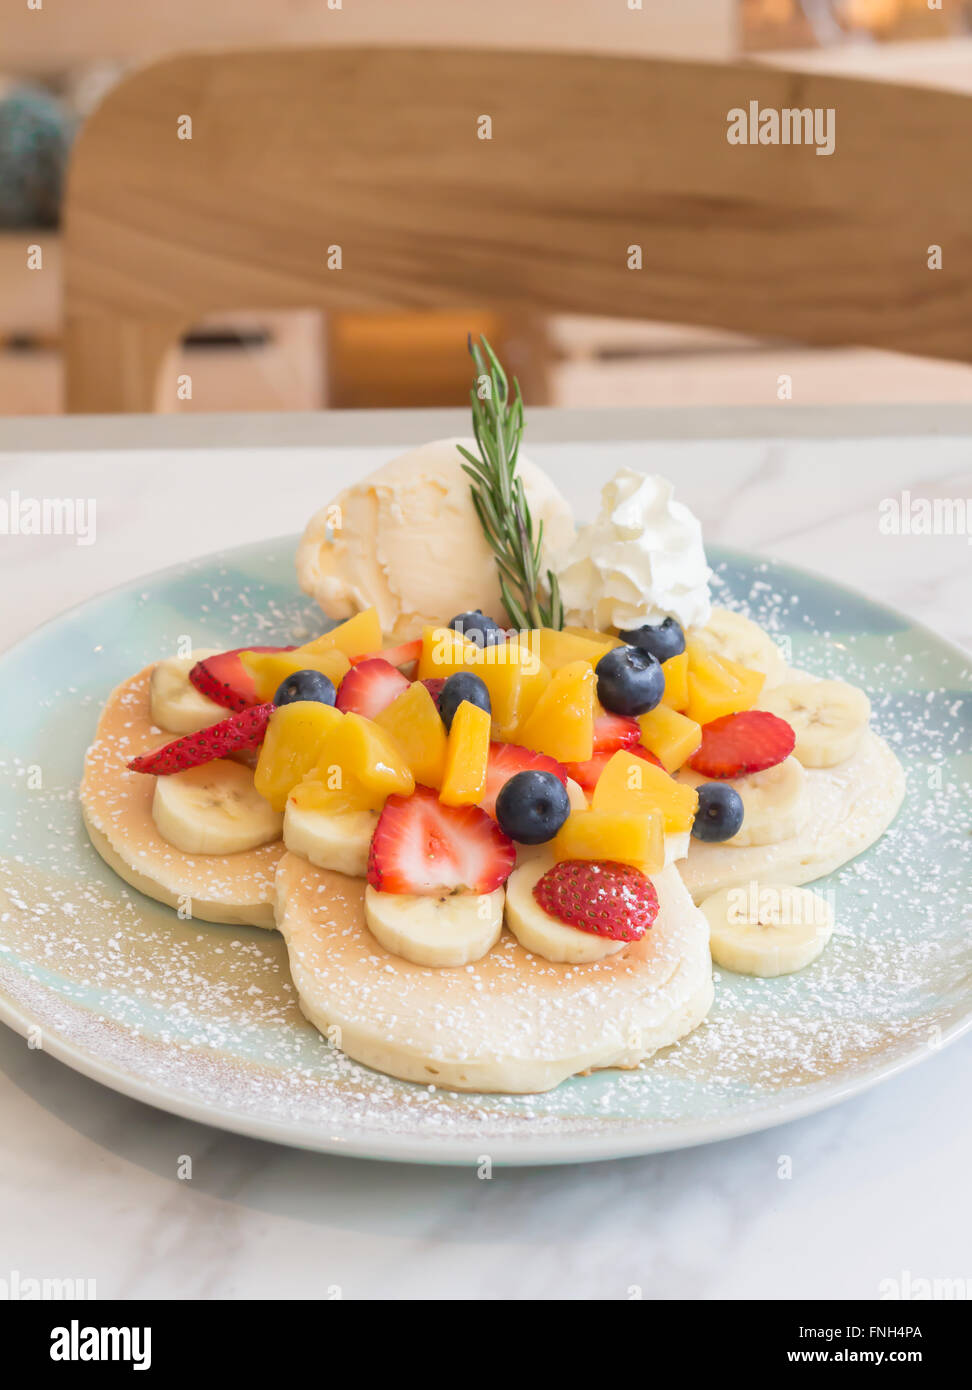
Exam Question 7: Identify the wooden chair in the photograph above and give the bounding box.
[62,46,972,412]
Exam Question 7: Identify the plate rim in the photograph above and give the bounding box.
[1,534,970,1165]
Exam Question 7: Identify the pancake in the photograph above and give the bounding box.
[274,854,714,1093]
[677,728,905,904]
[81,667,283,928]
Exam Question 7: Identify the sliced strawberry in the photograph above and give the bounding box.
[689,710,795,779]
[534,860,658,941]
[420,677,447,703]
[479,742,567,819]
[335,658,410,718]
[351,638,422,674]
[189,645,294,712]
[367,785,515,895]
[128,703,273,775]
[565,744,663,794]
[592,709,641,752]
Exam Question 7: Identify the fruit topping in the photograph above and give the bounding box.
[684,641,765,726]
[318,712,415,799]
[254,700,344,810]
[517,660,596,763]
[534,859,659,941]
[128,703,274,776]
[239,647,349,703]
[476,639,549,741]
[533,627,616,672]
[299,608,382,660]
[659,650,689,712]
[440,700,492,805]
[564,744,661,794]
[595,645,665,717]
[479,742,567,819]
[688,710,795,779]
[420,677,447,702]
[553,807,665,874]
[335,658,410,719]
[448,609,506,647]
[592,748,699,832]
[617,616,686,664]
[351,638,422,672]
[375,681,448,789]
[691,782,745,842]
[418,626,480,681]
[636,704,702,772]
[495,769,571,845]
[367,785,515,895]
[189,646,295,712]
[437,671,491,732]
[592,708,641,752]
[273,669,337,708]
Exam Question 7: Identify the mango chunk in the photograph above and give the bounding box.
[417,626,481,681]
[660,651,689,712]
[532,627,614,672]
[314,711,414,799]
[254,700,344,811]
[290,773,381,814]
[592,748,698,832]
[516,660,596,763]
[240,647,350,702]
[637,705,702,773]
[553,808,665,874]
[440,701,491,806]
[477,637,547,739]
[300,608,382,660]
[375,680,448,789]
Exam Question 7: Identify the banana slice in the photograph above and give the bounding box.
[689,608,788,686]
[152,759,283,854]
[364,884,505,967]
[665,830,691,865]
[504,856,627,963]
[759,679,870,768]
[681,755,806,847]
[283,801,380,878]
[149,650,226,733]
[701,882,834,976]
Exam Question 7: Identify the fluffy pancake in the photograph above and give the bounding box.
[81,667,283,928]
[275,854,714,1093]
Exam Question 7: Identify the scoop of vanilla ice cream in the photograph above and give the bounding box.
[557,469,712,632]
[297,438,575,642]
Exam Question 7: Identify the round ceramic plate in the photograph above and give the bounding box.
[0,539,969,1166]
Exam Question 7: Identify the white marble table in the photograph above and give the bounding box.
[1,405,970,1300]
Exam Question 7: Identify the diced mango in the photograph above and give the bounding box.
[685,639,758,725]
[417,626,481,681]
[532,627,614,672]
[239,647,350,702]
[552,808,665,874]
[314,712,414,799]
[440,701,491,806]
[477,637,545,738]
[516,660,596,763]
[717,655,766,708]
[375,680,448,789]
[300,608,383,660]
[592,749,698,832]
[290,773,381,814]
[660,651,689,712]
[254,700,344,811]
[564,626,622,649]
[498,656,551,742]
[637,705,702,773]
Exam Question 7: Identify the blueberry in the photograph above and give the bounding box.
[273,669,336,707]
[448,609,506,648]
[437,672,491,731]
[595,645,665,716]
[617,616,685,664]
[691,782,744,842]
[495,770,570,844]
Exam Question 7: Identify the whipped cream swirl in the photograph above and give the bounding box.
[557,469,712,632]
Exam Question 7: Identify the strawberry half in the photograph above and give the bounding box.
[367,785,515,895]
[534,860,659,941]
[335,658,410,718]
[688,710,795,779]
[592,709,641,752]
[189,645,294,712]
[565,744,663,794]
[479,742,567,819]
[128,703,274,775]
[351,638,422,674]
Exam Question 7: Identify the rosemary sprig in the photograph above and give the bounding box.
[457,335,563,631]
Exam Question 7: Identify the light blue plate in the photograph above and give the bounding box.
[0,538,969,1165]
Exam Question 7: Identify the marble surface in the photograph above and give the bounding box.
[1,408,970,1299]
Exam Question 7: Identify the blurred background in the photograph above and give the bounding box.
[2,0,971,416]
